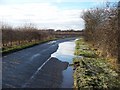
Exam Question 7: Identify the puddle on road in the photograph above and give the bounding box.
[51,40,76,88]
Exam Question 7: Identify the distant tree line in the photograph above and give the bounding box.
[1,25,55,48]
[1,24,83,49]
[82,2,119,62]
[55,30,83,38]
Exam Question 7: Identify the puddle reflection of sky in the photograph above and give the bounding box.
[51,40,76,88]
[51,40,75,64]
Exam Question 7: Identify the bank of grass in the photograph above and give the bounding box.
[1,38,58,56]
[73,38,120,89]
[74,39,97,58]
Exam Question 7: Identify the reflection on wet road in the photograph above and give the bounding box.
[51,40,76,88]
[2,38,76,88]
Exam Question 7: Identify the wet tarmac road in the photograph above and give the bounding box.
[2,38,76,88]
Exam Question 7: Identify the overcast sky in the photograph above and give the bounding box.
[0,0,119,30]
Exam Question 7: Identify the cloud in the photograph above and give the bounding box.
[1,0,118,4]
[0,3,84,30]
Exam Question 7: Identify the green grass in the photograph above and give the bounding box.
[73,38,120,89]
[73,57,120,89]
[74,39,97,58]
[2,38,58,55]
[74,49,97,58]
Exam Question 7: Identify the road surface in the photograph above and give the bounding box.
[2,38,76,88]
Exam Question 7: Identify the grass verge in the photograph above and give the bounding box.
[1,38,58,56]
[73,38,120,89]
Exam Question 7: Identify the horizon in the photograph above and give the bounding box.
[0,0,119,30]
